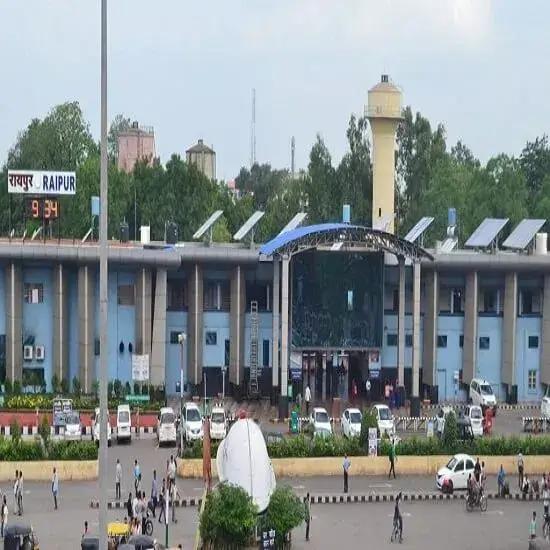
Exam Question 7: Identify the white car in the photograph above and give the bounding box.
[311,407,332,435]
[341,408,362,438]
[541,386,550,419]
[464,405,483,437]
[116,404,132,443]
[469,378,497,414]
[436,453,475,490]
[210,406,228,440]
[157,407,177,446]
[92,407,112,446]
[182,402,204,443]
[64,411,82,441]
[371,404,395,436]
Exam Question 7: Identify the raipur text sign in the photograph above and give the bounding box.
[8,170,76,195]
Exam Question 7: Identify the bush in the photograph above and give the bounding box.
[4,377,12,394]
[13,380,21,395]
[10,418,21,445]
[113,379,122,398]
[0,439,44,461]
[47,441,98,460]
[200,482,258,548]
[61,378,70,394]
[263,486,305,546]
[360,409,378,446]
[51,374,60,394]
[72,376,81,397]
[38,414,50,447]
[92,380,100,398]
[125,382,131,396]
[443,411,458,452]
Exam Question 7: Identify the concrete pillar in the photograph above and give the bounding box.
[187,264,203,387]
[411,261,421,416]
[230,266,246,390]
[397,257,406,387]
[135,268,152,357]
[150,268,167,386]
[6,263,22,384]
[272,259,280,392]
[463,271,478,385]
[542,275,550,385]
[280,256,290,417]
[422,270,438,392]
[502,272,518,397]
[52,264,69,384]
[78,265,95,393]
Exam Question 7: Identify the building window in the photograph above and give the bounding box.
[246,282,270,311]
[386,333,398,347]
[483,290,496,313]
[451,289,464,314]
[24,283,43,304]
[521,290,534,315]
[167,281,186,311]
[479,336,490,350]
[437,335,448,348]
[528,335,539,349]
[117,284,135,306]
[224,339,230,366]
[528,369,537,391]
[263,339,270,367]
[405,334,413,348]
[459,335,464,348]
[204,281,230,311]
[170,331,182,345]
[205,331,217,345]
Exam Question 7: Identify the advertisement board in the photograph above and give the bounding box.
[368,427,378,456]
[132,354,150,382]
[8,170,76,195]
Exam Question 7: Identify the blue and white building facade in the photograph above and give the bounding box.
[1,237,549,405]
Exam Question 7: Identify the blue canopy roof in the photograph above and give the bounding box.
[259,223,432,260]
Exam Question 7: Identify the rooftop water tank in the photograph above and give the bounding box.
[535,233,547,255]
[140,225,150,245]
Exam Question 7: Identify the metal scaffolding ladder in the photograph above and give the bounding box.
[249,300,259,397]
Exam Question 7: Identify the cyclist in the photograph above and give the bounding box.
[393,492,403,542]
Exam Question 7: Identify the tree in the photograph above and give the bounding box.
[199,482,258,548]
[108,114,132,162]
[520,135,550,206]
[263,486,305,547]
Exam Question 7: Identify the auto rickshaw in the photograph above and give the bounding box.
[4,523,40,550]
[108,521,131,546]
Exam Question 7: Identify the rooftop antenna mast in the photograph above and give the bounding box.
[291,136,295,177]
[250,88,256,167]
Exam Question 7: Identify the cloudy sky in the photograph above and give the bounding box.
[1,1,548,179]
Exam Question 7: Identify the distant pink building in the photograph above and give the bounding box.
[117,121,156,173]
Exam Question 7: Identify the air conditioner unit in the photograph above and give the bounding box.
[23,345,33,361]
[35,345,45,361]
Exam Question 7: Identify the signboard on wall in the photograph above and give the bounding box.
[8,170,76,195]
[368,427,378,456]
[132,354,150,381]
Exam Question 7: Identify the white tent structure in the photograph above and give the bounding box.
[216,418,276,513]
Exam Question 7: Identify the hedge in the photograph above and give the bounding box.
[0,439,98,461]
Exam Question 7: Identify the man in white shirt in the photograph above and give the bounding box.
[115,459,122,500]
[305,385,311,416]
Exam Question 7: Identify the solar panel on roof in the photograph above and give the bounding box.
[464,218,509,248]
[404,216,435,243]
[277,212,308,236]
[233,210,265,241]
[502,219,546,250]
[439,238,457,253]
[193,210,224,239]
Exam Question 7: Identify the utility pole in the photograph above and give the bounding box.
[99,1,109,549]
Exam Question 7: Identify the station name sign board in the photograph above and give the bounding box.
[8,170,76,195]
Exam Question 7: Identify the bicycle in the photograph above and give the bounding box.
[390,516,403,543]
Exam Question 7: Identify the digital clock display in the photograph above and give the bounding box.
[26,198,60,219]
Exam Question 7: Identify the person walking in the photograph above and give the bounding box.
[170,481,180,524]
[82,521,88,538]
[305,385,311,416]
[497,464,506,497]
[168,455,177,491]
[151,469,158,518]
[51,467,59,510]
[133,460,141,495]
[116,459,122,500]
[343,454,351,493]
[388,438,397,479]
[304,493,311,542]
[158,480,166,524]
[1,494,8,538]
[530,511,537,540]
[13,470,19,515]
[518,452,525,491]
[126,492,133,520]
[17,471,23,515]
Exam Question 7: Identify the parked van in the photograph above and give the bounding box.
[92,407,112,446]
[210,406,228,440]
[464,405,484,437]
[157,406,177,446]
[116,404,132,443]
[371,404,395,436]
[181,402,204,443]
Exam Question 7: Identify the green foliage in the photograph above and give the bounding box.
[72,376,81,397]
[38,415,50,447]
[0,439,44,460]
[443,411,459,452]
[113,379,122,399]
[4,377,12,394]
[267,434,363,459]
[360,409,378,446]
[263,486,305,546]
[0,439,96,461]
[51,374,60,394]
[47,441,98,460]
[92,380,100,398]
[9,418,21,445]
[13,380,21,395]
[60,378,70,395]
[199,482,258,548]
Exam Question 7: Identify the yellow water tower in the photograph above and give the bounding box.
[367,74,403,234]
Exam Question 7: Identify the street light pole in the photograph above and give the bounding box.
[99,1,109,549]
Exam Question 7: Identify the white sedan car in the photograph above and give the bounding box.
[436,453,475,490]
[311,407,332,435]
[341,408,362,438]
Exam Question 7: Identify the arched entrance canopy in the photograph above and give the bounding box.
[260,223,433,261]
